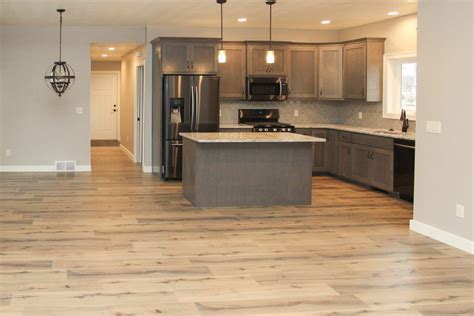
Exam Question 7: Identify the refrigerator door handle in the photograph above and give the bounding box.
[194,79,201,132]
[190,85,195,132]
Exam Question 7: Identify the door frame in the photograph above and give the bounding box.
[134,65,145,164]
[90,71,121,141]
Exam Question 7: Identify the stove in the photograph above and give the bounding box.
[238,109,295,133]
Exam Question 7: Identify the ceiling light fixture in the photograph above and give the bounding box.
[217,0,227,64]
[44,9,75,97]
[388,11,399,16]
[266,0,276,64]
[238,17,247,22]
[108,47,116,51]
[321,20,331,25]
[101,54,108,57]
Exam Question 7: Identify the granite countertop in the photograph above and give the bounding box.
[180,132,326,143]
[219,123,415,141]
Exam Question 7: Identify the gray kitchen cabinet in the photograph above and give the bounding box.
[289,45,318,98]
[218,43,246,99]
[161,39,218,74]
[351,144,372,185]
[343,38,385,102]
[318,45,344,100]
[311,129,327,172]
[370,148,394,192]
[325,130,339,174]
[338,141,352,179]
[247,44,289,76]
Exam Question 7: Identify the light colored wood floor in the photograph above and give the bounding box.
[0,147,472,315]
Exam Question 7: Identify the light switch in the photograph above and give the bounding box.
[6,149,11,157]
[76,107,84,114]
[294,109,299,117]
[358,112,363,120]
[426,121,441,134]
[456,204,465,218]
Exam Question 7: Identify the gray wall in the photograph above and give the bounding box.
[414,1,473,241]
[0,26,144,168]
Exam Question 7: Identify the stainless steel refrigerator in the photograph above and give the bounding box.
[162,75,219,180]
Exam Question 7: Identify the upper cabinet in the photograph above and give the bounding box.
[161,39,219,74]
[247,43,289,76]
[343,38,385,102]
[218,43,246,99]
[289,45,318,99]
[318,45,344,100]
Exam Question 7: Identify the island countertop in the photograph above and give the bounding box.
[180,132,326,143]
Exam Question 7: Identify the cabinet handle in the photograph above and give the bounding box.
[320,88,323,96]
[370,152,374,160]
[187,60,190,69]
[191,60,194,69]
[241,87,245,96]
[361,88,365,96]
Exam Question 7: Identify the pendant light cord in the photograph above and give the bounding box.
[220,3,224,49]
[59,10,63,62]
[269,4,272,49]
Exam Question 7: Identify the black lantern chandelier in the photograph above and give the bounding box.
[44,9,75,97]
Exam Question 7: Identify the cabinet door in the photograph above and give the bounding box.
[290,46,318,98]
[338,142,352,179]
[343,42,367,99]
[190,43,218,74]
[218,43,246,99]
[351,144,371,185]
[161,41,190,74]
[247,45,288,76]
[312,129,327,172]
[370,148,394,192]
[325,130,338,174]
[318,45,343,100]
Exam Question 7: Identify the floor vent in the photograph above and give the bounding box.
[55,161,77,172]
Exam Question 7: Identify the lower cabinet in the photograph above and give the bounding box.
[311,129,327,172]
[351,144,372,184]
[370,148,394,192]
[338,141,352,179]
[325,130,339,174]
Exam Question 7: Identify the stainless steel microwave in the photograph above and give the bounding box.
[246,76,289,101]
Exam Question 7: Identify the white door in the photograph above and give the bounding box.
[91,73,118,140]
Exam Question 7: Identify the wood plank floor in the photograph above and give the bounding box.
[1,147,472,315]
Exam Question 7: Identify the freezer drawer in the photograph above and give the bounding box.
[164,140,183,180]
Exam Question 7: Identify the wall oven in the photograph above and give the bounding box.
[247,76,289,101]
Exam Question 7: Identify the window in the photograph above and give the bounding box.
[383,52,417,120]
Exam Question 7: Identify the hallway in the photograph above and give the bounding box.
[0,147,472,315]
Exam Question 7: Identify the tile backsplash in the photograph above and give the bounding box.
[220,99,416,132]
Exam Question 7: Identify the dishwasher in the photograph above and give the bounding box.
[394,139,415,202]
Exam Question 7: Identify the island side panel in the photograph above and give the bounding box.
[182,138,197,203]
[185,142,313,207]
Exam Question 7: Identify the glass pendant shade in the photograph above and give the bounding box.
[218,49,227,63]
[266,50,275,64]
[44,62,75,97]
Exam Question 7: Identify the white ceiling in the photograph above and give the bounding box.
[1,0,417,30]
[90,42,142,62]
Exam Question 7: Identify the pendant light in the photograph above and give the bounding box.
[217,0,227,64]
[44,9,75,97]
[266,0,276,64]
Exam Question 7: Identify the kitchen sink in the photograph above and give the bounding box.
[373,129,403,135]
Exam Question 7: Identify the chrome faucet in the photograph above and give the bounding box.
[400,110,409,133]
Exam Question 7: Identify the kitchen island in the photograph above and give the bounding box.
[180,132,325,207]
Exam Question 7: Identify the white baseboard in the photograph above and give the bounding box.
[0,165,91,172]
[410,220,474,254]
[142,165,152,173]
[120,144,135,162]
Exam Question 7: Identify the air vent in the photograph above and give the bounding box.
[55,161,76,172]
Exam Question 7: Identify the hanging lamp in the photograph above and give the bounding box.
[266,0,276,64]
[44,9,75,97]
[217,0,227,63]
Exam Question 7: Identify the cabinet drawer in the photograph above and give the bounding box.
[352,133,393,150]
[339,131,352,143]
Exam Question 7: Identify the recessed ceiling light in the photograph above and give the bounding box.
[108,47,116,51]
[101,54,108,57]
[321,20,331,25]
[388,11,399,16]
[238,18,247,22]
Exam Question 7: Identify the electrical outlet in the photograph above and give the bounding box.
[358,112,363,120]
[76,107,83,114]
[456,204,465,218]
[6,149,12,157]
[219,109,222,117]
[294,109,299,117]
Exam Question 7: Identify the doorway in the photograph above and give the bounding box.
[135,65,145,164]
[90,71,120,141]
